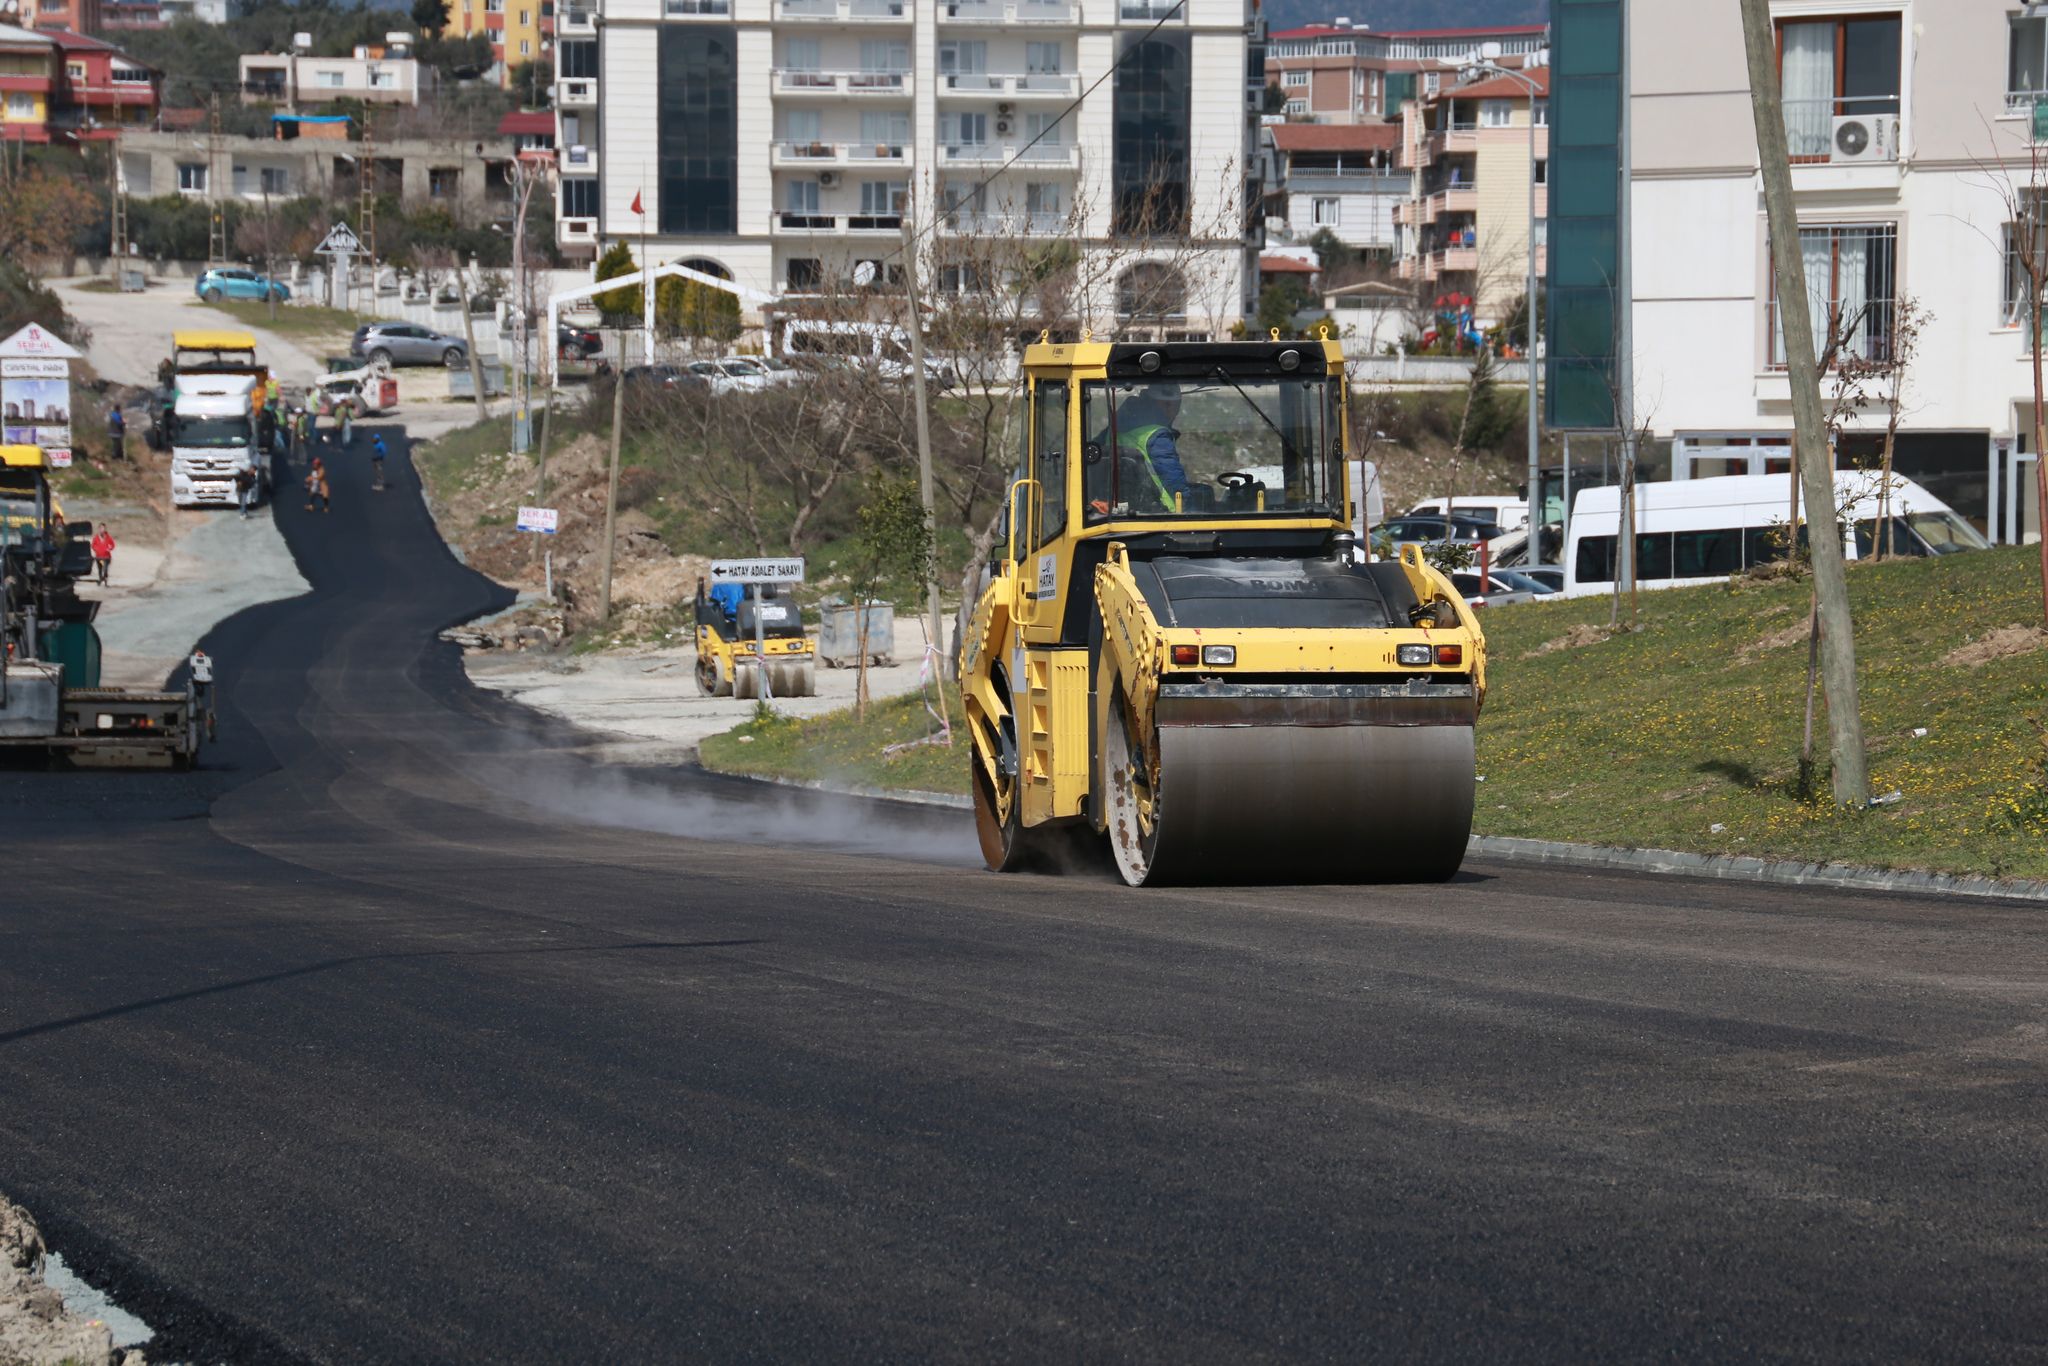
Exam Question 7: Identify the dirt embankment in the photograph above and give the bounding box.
[0,1192,144,1366]
[424,432,708,638]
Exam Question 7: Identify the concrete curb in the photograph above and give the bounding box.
[698,767,2048,904]
[1465,835,2048,905]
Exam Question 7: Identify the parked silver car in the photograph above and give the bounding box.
[351,322,470,368]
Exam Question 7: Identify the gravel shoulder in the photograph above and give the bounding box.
[1,1189,144,1366]
[462,616,942,765]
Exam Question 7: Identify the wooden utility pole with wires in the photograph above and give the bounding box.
[206,93,227,265]
[1738,0,1869,806]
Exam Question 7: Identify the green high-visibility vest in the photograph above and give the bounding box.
[1117,422,1175,508]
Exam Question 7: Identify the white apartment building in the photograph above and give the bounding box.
[1626,0,2040,541]
[552,0,1264,336]
[238,49,437,108]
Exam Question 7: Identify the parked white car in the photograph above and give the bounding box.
[1405,496,1529,533]
[686,359,772,396]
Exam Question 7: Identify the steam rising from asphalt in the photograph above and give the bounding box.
[454,709,981,867]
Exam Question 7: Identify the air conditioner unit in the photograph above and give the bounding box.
[995,117,1013,136]
[1830,112,1898,163]
[996,101,1014,116]
[818,170,839,187]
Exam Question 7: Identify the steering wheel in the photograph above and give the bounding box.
[1217,471,1260,490]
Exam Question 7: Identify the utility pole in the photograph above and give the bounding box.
[359,110,379,280]
[262,186,278,323]
[900,200,943,655]
[1738,0,1868,806]
[206,92,227,265]
[108,129,127,286]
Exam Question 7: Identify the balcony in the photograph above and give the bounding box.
[937,0,1074,22]
[770,140,911,166]
[939,141,1079,168]
[770,212,904,235]
[1118,0,1182,20]
[560,144,596,172]
[558,3,595,32]
[775,0,909,18]
[558,216,598,247]
[936,71,1079,98]
[939,211,1065,235]
[773,69,913,96]
[555,77,597,108]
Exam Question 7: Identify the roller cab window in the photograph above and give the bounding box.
[1079,376,1341,522]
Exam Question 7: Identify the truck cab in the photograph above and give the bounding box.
[170,380,267,509]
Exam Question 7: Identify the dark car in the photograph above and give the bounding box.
[620,364,704,391]
[557,323,603,360]
[351,322,469,368]
[1379,514,1506,547]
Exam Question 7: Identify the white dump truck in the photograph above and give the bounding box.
[163,330,273,510]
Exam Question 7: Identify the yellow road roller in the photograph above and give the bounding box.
[693,580,818,699]
[959,338,1487,886]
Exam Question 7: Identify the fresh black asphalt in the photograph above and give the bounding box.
[2,426,2044,1362]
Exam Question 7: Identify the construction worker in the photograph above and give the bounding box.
[304,456,330,514]
[1114,382,1190,514]
[370,432,388,492]
[233,465,257,521]
[107,404,126,462]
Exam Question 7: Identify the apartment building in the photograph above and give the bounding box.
[552,0,1264,336]
[14,0,103,34]
[1394,62,1547,321]
[1261,121,1399,254]
[0,22,156,143]
[239,48,438,107]
[119,125,528,211]
[1588,0,2037,541]
[452,0,554,86]
[1263,19,1545,125]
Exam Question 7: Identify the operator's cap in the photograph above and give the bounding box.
[1144,380,1182,401]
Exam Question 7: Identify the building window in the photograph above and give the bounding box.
[1422,71,1440,95]
[1282,70,1307,88]
[318,71,344,87]
[1023,110,1065,144]
[518,9,528,21]
[1480,98,1511,127]
[937,40,986,77]
[1534,158,1547,184]
[657,26,739,235]
[785,178,820,213]
[1025,41,1062,74]
[859,179,906,217]
[1777,14,1901,161]
[519,39,531,54]
[1311,196,1339,225]
[1284,99,1306,115]
[786,257,821,290]
[429,167,460,198]
[260,166,288,194]
[1768,223,1897,367]
[1533,97,1548,126]
[177,161,206,191]
[2003,197,2048,340]
[940,112,988,148]
[561,177,598,216]
[2015,15,2048,111]
[558,39,597,78]
[860,109,908,149]
[859,39,908,73]
[1113,32,1190,236]
[66,62,85,80]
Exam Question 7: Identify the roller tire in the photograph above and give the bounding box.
[1104,692,1163,887]
[733,663,758,701]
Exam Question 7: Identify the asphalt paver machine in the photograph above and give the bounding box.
[0,445,213,768]
[959,338,1487,886]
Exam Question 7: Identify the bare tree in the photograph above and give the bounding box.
[1739,0,1869,806]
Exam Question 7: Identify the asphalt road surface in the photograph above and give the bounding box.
[2,428,2045,1363]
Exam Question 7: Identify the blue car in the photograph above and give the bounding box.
[195,268,291,304]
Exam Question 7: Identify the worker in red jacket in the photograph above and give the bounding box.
[90,525,115,586]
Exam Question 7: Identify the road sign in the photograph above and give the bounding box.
[711,557,805,584]
[0,322,82,360]
[516,506,559,534]
[315,222,364,256]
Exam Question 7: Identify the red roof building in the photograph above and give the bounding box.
[1262,121,1404,257]
[45,27,159,139]
[0,24,61,144]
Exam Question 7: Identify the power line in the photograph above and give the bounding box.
[875,0,1190,269]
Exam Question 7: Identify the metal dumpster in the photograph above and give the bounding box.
[818,601,894,668]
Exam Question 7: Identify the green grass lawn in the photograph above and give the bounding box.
[697,548,2048,880]
[210,300,370,350]
[699,688,968,798]
[1476,547,2048,879]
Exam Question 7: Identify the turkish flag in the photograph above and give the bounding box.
[630,190,644,215]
